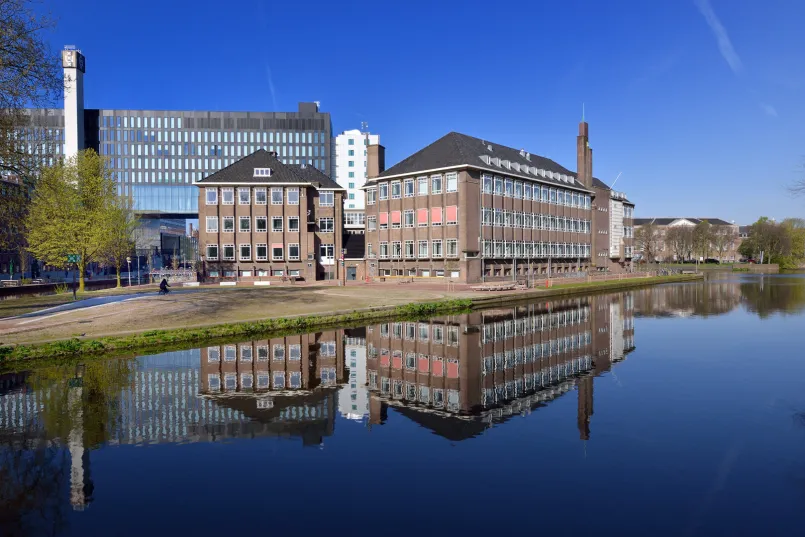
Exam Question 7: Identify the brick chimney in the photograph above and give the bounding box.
[367,144,386,179]
[577,121,590,187]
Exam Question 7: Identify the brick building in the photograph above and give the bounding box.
[363,292,635,440]
[362,121,634,284]
[196,150,345,281]
[633,217,739,262]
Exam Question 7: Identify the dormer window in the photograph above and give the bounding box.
[501,160,510,169]
[254,168,272,177]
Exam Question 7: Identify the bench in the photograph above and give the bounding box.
[31,278,44,284]
[1,280,20,287]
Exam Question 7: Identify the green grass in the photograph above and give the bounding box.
[0,298,473,365]
[545,275,701,291]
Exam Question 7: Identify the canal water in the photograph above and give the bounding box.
[2,273,805,537]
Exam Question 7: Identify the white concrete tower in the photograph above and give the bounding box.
[61,46,86,160]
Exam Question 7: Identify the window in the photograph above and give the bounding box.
[238,188,250,204]
[417,208,428,227]
[432,240,443,258]
[504,179,513,197]
[287,188,299,205]
[418,240,428,258]
[446,205,458,225]
[405,240,415,259]
[288,216,299,232]
[239,216,250,232]
[206,244,218,260]
[255,216,267,232]
[494,177,503,195]
[206,216,218,233]
[379,241,389,258]
[431,207,443,226]
[482,174,493,193]
[348,160,354,167]
[514,181,523,198]
[288,243,300,260]
[404,179,415,197]
[524,183,532,200]
[271,216,283,232]
[391,210,401,229]
[271,188,283,204]
[392,241,402,258]
[320,244,334,259]
[241,345,253,362]
[379,183,388,200]
[239,244,251,260]
[431,175,443,194]
[206,188,217,205]
[379,212,388,230]
[222,216,234,233]
[319,191,334,206]
[446,172,458,192]
[368,216,377,231]
[348,138,355,145]
[417,177,428,196]
[222,244,235,261]
[221,188,234,204]
[319,217,334,233]
[348,182,355,189]
[391,181,401,199]
[446,239,458,258]
[404,210,414,228]
[348,149,354,156]
[367,188,377,205]
[256,243,267,260]
[272,244,284,260]
[255,188,267,205]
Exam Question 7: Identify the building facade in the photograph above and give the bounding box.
[362,122,634,283]
[196,150,345,281]
[364,292,635,439]
[334,129,380,211]
[633,217,740,262]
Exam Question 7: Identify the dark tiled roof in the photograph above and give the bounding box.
[375,132,589,191]
[195,149,343,189]
[591,176,634,205]
[633,217,734,226]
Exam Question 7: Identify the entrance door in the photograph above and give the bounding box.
[347,267,357,281]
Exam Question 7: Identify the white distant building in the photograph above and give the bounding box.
[334,129,380,212]
[338,331,369,421]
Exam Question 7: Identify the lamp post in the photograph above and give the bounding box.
[200,255,205,283]
[126,257,131,288]
[136,254,141,285]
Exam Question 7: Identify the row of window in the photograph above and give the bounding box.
[623,206,634,219]
[367,206,459,230]
[206,340,336,362]
[373,378,461,411]
[377,322,460,344]
[206,242,317,262]
[367,173,459,203]
[206,216,333,233]
[481,240,592,259]
[98,136,327,160]
[482,208,591,233]
[480,358,594,409]
[206,187,334,206]
[376,352,461,378]
[481,333,593,375]
[480,307,591,343]
[102,151,328,176]
[482,174,592,208]
[372,239,459,259]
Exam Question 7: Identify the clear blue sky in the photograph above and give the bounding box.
[43,0,805,224]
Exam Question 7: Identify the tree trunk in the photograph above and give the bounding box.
[78,259,86,292]
[115,261,121,288]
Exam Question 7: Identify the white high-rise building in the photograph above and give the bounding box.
[334,129,379,211]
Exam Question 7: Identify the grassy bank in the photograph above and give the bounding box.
[0,299,474,364]
[0,273,701,365]
[0,285,158,319]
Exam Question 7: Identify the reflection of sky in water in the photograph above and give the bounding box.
[2,275,805,537]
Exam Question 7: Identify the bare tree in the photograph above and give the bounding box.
[664,226,690,263]
[693,220,714,261]
[711,225,738,262]
[635,222,662,263]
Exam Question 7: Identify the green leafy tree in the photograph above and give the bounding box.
[101,197,138,287]
[25,150,117,291]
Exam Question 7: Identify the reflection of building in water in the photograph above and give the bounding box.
[365,293,635,441]
[198,331,345,445]
[632,282,740,318]
[339,328,369,421]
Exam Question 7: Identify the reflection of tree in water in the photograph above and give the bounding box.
[0,358,136,534]
[633,282,742,318]
[740,279,805,318]
[0,431,70,537]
